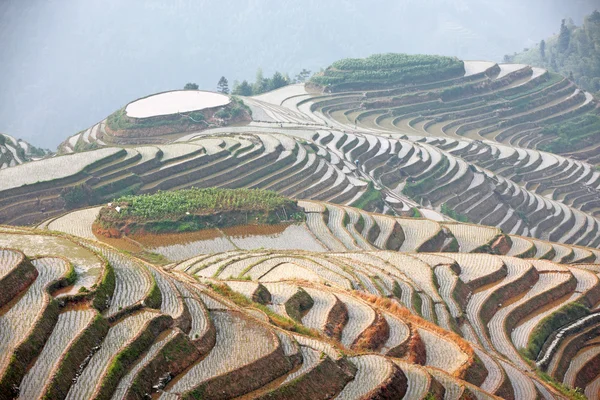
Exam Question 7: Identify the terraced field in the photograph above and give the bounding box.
[2,52,600,398]
[2,216,600,398]
[0,133,49,169]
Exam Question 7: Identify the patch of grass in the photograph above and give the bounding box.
[523,302,590,360]
[93,259,116,312]
[412,291,423,317]
[351,181,383,210]
[99,315,170,400]
[537,370,586,400]
[539,113,600,154]
[144,278,162,310]
[440,203,468,223]
[209,283,320,338]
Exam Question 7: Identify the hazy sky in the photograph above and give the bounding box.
[1,0,598,148]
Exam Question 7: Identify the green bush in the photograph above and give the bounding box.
[440,203,469,222]
[61,184,94,209]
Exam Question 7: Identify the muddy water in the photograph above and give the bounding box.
[225,223,326,252]
[118,223,326,262]
[133,229,235,262]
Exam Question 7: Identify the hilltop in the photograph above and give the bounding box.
[0,133,49,169]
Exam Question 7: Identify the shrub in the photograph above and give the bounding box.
[440,203,469,222]
[61,184,94,209]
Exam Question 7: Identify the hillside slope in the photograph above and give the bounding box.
[507,11,600,97]
[0,133,49,169]
[3,216,600,398]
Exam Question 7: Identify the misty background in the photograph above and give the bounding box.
[1,0,598,149]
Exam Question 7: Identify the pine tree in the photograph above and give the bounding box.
[232,80,253,96]
[294,68,312,83]
[270,71,288,91]
[558,19,571,53]
[539,40,546,59]
[253,68,268,94]
[217,76,229,94]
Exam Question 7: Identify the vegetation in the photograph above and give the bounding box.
[539,113,600,153]
[209,282,319,337]
[214,96,251,119]
[350,181,383,210]
[217,76,229,94]
[107,95,250,134]
[92,259,116,311]
[107,107,205,132]
[311,53,465,89]
[95,188,304,235]
[507,11,600,97]
[60,184,94,209]
[183,82,199,90]
[536,370,587,400]
[440,203,469,222]
[523,302,590,360]
[111,188,298,220]
[231,67,311,96]
[232,68,290,96]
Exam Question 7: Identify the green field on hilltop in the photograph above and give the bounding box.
[112,188,299,220]
[311,53,465,89]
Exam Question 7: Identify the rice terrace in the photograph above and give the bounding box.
[3,8,600,400]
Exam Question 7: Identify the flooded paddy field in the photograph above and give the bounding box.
[112,223,325,262]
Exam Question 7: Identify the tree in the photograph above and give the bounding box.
[232,80,253,96]
[269,71,288,91]
[540,40,546,59]
[558,19,571,53]
[184,82,199,90]
[253,68,268,94]
[294,68,311,83]
[217,76,229,94]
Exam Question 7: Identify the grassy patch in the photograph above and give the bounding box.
[351,181,383,210]
[539,113,600,154]
[523,302,589,360]
[440,203,469,223]
[537,370,586,400]
[209,283,320,338]
[92,259,116,312]
[98,315,170,400]
[144,278,162,310]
